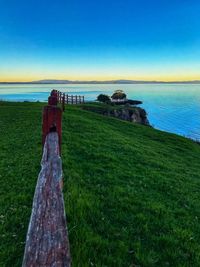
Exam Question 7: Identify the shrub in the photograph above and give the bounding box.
[97,94,111,103]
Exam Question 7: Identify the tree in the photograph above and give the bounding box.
[111,90,127,100]
[97,94,111,103]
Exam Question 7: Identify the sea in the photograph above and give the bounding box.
[0,84,199,141]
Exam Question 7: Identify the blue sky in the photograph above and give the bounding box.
[0,0,200,81]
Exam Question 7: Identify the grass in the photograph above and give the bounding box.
[0,101,200,266]
[80,101,142,113]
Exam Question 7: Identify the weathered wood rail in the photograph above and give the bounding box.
[22,90,71,267]
[52,90,84,106]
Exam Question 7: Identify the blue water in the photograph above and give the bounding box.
[0,84,199,140]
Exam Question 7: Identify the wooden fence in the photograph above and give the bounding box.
[52,90,84,105]
[22,90,71,267]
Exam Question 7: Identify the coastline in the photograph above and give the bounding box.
[0,83,199,141]
[0,99,199,144]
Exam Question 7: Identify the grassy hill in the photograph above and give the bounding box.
[0,101,200,267]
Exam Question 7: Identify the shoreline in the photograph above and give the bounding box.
[0,84,199,142]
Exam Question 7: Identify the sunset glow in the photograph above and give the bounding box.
[0,0,200,82]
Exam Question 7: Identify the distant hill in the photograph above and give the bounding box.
[1,79,200,84]
[31,79,73,84]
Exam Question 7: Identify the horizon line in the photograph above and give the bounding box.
[1,78,200,84]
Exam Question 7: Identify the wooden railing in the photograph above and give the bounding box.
[52,90,84,106]
[22,90,71,267]
[64,94,85,105]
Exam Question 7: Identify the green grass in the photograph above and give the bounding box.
[80,101,141,113]
[0,101,200,267]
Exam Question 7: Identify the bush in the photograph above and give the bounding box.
[111,90,127,100]
[97,94,111,103]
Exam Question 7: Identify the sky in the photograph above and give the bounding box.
[0,0,200,82]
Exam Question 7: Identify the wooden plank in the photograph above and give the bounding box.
[22,132,71,267]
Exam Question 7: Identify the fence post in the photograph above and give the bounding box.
[42,94,62,153]
[56,90,59,102]
[62,94,65,112]
[83,96,85,103]
[71,95,73,105]
[61,92,63,103]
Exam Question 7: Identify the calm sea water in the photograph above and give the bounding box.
[0,84,199,140]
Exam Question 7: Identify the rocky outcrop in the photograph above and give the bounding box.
[82,104,150,126]
[106,107,150,126]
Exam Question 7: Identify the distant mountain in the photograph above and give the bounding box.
[31,79,72,84]
[32,79,200,84]
[1,79,200,84]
